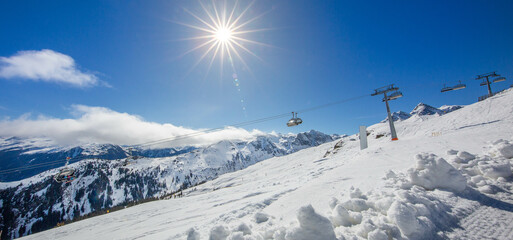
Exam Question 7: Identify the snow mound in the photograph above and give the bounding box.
[488,139,513,159]
[285,205,336,240]
[367,228,388,240]
[340,199,369,212]
[254,212,270,223]
[457,151,476,161]
[186,228,200,240]
[478,160,512,180]
[387,200,432,238]
[450,140,513,183]
[408,153,467,192]
[209,225,230,240]
[330,204,362,227]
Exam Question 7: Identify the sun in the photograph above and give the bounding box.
[174,0,271,75]
[215,27,232,42]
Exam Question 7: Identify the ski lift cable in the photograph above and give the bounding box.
[135,93,371,148]
[0,93,371,175]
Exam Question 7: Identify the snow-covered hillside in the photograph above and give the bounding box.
[16,88,513,240]
[0,131,336,239]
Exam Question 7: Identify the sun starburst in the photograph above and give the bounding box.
[176,0,271,76]
[215,27,232,42]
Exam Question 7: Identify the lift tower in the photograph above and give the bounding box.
[476,72,503,97]
[372,84,403,141]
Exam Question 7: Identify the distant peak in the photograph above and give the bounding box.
[439,105,464,114]
[410,103,442,116]
[381,111,412,123]
[380,102,465,123]
[305,129,322,135]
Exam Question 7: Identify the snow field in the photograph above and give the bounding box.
[193,138,513,240]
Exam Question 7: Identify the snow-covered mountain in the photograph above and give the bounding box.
[15,88,513,240]
[0,130,336,239]
[0,137,196,182]
[381,103,463,123]
[410,103,443,116]
[439,104,463,114]
[380,111,412,123]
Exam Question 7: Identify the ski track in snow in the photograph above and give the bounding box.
[18,89,513,239]
[454,205,513,240]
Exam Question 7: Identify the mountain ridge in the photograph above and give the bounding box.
[381,102,464,123]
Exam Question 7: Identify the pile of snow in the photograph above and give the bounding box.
[487,139,513,159]
[189,140,513,240]
[408,153,467,192]
[286,205,337,240]
[448,139,513,194]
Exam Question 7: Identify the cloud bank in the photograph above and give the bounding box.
[0,105,265,148]
[0,49,100,88]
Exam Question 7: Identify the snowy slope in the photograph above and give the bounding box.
[20,89,513,240]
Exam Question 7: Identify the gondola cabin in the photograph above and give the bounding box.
[287,112,303,127]
[54,168,76,183]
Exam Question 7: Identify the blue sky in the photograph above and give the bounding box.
[0,0,512,145]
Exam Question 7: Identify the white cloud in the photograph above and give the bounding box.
[0,49,101,87]
[0,105,265,148]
